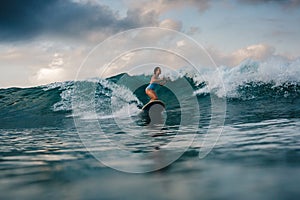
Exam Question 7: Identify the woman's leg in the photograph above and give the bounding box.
[146,89,158,100]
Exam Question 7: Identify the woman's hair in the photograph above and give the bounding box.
[154,67,161,74]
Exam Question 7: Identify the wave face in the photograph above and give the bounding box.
[0,85,68,128]
[0,58,299,129]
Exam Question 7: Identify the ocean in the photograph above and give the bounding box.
[1,58,300,199]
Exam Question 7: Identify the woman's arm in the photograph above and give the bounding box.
[151,76,169,85]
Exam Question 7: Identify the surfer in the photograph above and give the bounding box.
[145,67,168,101]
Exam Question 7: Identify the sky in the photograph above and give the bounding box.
[0,0,300,88]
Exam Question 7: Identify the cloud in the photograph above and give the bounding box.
[186,26,201,35]
[128,0,211,16]
[231,44,275,63]
[0,40,88,87]
[31,53,66,85]
[159,19,182,30]
[209,44,277,66]
[0,0,159,42]
[0,0,213,42]
[34,67,65,85]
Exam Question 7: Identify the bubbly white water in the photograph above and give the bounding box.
[194,57,300,98]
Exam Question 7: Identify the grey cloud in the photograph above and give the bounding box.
[0,0,212,42]
[0,0,158,42]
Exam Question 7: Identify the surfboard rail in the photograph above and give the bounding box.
[141,100,165,111]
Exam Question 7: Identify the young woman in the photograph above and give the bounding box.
[145,67,168,101]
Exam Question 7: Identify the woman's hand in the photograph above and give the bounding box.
[160,77,170,85]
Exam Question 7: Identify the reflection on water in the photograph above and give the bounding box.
[1,116,300,199]
[1,95,300,199]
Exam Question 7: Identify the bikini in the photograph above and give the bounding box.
[146,82,160,91]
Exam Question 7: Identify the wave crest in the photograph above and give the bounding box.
[193,57,300,99]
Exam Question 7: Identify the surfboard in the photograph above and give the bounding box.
[141,100,165,111]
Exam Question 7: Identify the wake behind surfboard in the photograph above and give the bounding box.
[141,100,165,111]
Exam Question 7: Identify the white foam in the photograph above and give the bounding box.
[61,78,142,120]
[193,57,300,98]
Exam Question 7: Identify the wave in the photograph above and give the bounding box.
[193,57,300,99]
[0,57,299,128]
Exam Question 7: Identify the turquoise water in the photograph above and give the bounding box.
[1,60,300,199]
